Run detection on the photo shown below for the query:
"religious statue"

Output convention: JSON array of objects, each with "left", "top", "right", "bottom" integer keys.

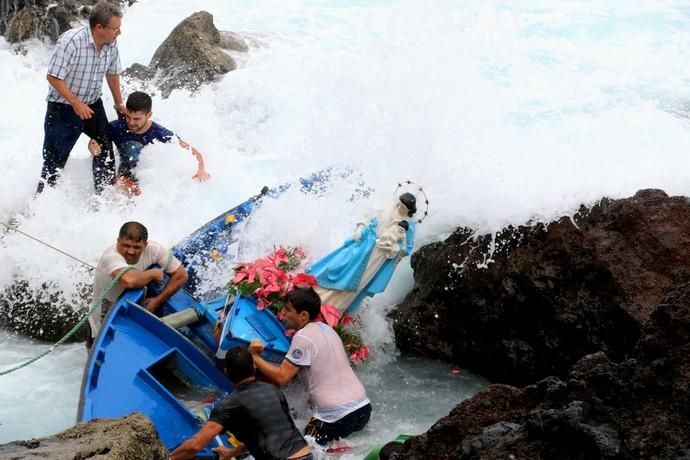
[{"left": 307, "top": 192, "right": 418, "bottom": 317}]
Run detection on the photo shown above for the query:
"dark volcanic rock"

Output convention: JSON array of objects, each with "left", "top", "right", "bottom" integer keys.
[
  {"left": 394, "top": 283, "right": 690, "bottom": 459},
  {"left": 1, "top": 0, "right": 96, "bottom": 44},
  {"left": 0, "top": 412, "right": 169, "bottom": 459},
  {"left": 0, "top": 278, "right": 91, "bottom": 342},
  {"left": 393, "top": 189, "right": 690, "bottom": 384}
]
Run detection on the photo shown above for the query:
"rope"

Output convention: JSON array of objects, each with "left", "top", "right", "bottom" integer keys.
[
  {"left": 0, "top": 266, "right": 135, "bottom": 377},
  {"left": 0, "top": 219, "right": 178, "bottom": 376},
  {"left": 0, "top": 221, "right": 96, "bottom": 270}
]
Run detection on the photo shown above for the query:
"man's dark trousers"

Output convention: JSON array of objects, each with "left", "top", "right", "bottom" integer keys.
[{"left": 38, "top": 98, "right": 114, "bottom": 194}]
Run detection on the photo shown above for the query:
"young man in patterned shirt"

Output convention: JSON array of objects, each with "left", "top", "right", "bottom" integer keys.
[{"left": 37, "top": 1, "right": 124, "bottom": 195}]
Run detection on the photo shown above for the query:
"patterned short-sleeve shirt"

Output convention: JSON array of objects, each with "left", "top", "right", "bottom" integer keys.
[{"left": 46, "top": 25, "right": 122, "bottom": 105}]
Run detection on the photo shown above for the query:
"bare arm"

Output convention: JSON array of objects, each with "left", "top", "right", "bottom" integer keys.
[
  {"left": 249, "top": 339, "right": 300, "bottom": 387},
  {"left": 212, "top": 443, "right": 247, "bottom": 460},
  {"left": 143, "top": 265, "right": 189, "bottom": 313},
  {"left": 170, "top": 421, "right": 223, "bottom": 460},
  {"left": 178, "top": 138, "right": 211, "bottom": 181},
  {"left": 105, "top": 73, "right": 125, "bottom": 114},
  {"left": 47, "top": 75, "right": 93, "bottom": 120},
  {"left": 114, "top": 268, "right": 164, "bottom": 290}
]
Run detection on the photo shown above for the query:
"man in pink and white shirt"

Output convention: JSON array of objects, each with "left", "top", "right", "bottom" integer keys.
[{"left": 249, "top": 286, "right": 372, "bottom": 445}]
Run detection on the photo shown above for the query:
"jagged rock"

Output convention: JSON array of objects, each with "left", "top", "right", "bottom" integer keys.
[
  {"left": 0, "top": 0, "right": 95, "bottom": 43},
  {"left": 393, "top": 189, "right": 690, "bottom": 385},
  {"left": 6, "top": 7, "right": 37, "bottom": 43},
  {"left": 145, "top": 11, "right": 237, "bottom": 98},
  {"left": 0, "top": 412, "right": 169, "bottom": 459},
  {"left": 219, "top": 30, "right": 249, "bottom": 52},
  {"left": 121, "top": 62, "right": 157, "bottom": 81},
  {"left": 394, "top": 283, "right": 690, "bottom": 458},
  {"left": 0, "top": 278, "right": 91, "bottom": 342}
]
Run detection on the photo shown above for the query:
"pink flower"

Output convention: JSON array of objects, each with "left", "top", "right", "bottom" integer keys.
[
  {"left": 349, "top": 345, "right": 370, "bottom": 365},
  {"left": 268, "top": 247, "right": 289, "bottom": 267},
  {"left": 232, "top": 266, "right": 255, "bottom": 284},
  {"left": 229, "top": 246, "right": 369, "bottom": 366},
  {"left": 292, "top": 273, "right": 318, "bottom": 288},
  {"left": 319, "top": 304, "right": 341, "bottom": 328},
  {"left": 339, "top": 313, "right": 354, "bottom": 326}
]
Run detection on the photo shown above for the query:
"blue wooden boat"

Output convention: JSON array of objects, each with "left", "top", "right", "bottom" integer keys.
[
  {"left": 174, "top": 168, "right": 346, "bottom": 291},
  {"left": 216, "top": 295, "right": 291, "bottom": 364},
  {"left": 78, "top": 172, "right": 342, "bottom": 453},
  {"left": 78, "top": 290, "right": 232, "bottom": 458},
  {"left": 78, "top": 290, "right": 290, "bottom": 453}
]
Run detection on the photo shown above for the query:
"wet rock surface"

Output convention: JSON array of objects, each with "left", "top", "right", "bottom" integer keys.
[
  {"left": 0, "top": 412, "right": 169, "bottom": 459},
  {"left": 1, "top": 0, "right": 100, "bottom": 44},
  {"left": 392, "top": 282, "right": 690, "bottom": 459},
  {"left": 0, "top": 278, "right": 90, "bottom": 342},
  {"left": 124, "top": 11, "right": 244, "bottom": 98},
  {"left": 389, "top": 189, "right": 690, "bottom": 458},
  {"left": 393, "top": 189, "right": 690, "bottom": 385}
]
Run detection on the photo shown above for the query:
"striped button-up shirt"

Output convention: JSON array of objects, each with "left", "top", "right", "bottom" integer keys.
[{"left": 46, "top": 25, "right": 122, "bottom": 105}]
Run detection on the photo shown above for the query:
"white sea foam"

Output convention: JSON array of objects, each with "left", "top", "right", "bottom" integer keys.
[{"left": 1, "top": 0, "right": 689, "bottom": 451}]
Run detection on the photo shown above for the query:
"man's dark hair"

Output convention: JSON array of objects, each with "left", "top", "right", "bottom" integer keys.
[
  {"left": 89, "top": 1, "right": 122, "bottom": 28},
  {"left": 286, "top": 286, "right": 321, "bottom": 321},
  {"left": 118, "top": 222, "right": 148, "bottom": 242},
  {"left": 224, "top": 347, "right": 255, "bottom": 383},
  {"left": 126, "top": 91, "right": 153, "bottom": 113}
]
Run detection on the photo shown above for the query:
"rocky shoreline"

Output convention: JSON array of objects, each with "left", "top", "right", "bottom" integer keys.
[
  {"left": 1, "top": 5, "right": 688, "bottom": 458},
  {"left": 390, "top": 189, "right": 690, "bottom": 458},
  {"left": 0, "top": 413, "right": 168, "bottom": 459},
  {"left": 3, "top": 190, "right": 687, "bottom": 459}
]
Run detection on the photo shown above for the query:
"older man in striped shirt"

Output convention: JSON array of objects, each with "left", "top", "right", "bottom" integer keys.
[{"left": 37, "top": 1, "right": 125, "bottom": 195}]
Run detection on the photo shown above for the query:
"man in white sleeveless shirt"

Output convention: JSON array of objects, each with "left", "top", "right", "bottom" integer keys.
[
  {"left": 249, "top": 286, "right": 372, "bottom": 445},
  {"left": 89, "top": 221, "right": 188, "bottom": 342}
]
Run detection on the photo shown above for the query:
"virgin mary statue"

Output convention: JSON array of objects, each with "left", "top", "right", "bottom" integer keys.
[{"left": 306, "top": 193, "right": 417, "bottom": 317}]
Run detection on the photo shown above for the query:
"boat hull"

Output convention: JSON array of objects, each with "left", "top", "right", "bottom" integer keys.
[{"left": 78, "top": 290, "right": 232, "bottom": 457}]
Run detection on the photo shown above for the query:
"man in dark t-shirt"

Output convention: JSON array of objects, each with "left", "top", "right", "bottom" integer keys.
[
  {"left": 170, "top": 347, "right": 312, "bottom": 460},
  {"left": 88, "top": 91, "right": 210, "bottom": 195},
  {"left": 107, "top": 116, "right": 176, "bottom": 181}
]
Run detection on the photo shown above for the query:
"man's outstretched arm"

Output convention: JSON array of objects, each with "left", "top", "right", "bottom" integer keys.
[
  {"left": 249, "top": 339, "right": 300, "bottom": 387},
  {"left": 105, "top": 73, "right": 124, "bottom": 114},
  {"left": 170, "top": 421, "right": 223, "bottom": 460},
  {"left": 178, "top": 139, "right": 211, "bottom": 181}
]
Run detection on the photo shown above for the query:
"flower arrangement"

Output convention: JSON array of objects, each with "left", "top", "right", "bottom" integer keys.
[{"left": 228, "top": 246, "right": 370, "bottom": 365}]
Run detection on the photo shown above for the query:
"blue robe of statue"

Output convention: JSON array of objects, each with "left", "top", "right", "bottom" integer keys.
[
  {"left": 307, "top": 217, "right": 416, "bottom": 315},
  {"left": 307, "top": 218, "right": 380, "bottom": 291}
]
